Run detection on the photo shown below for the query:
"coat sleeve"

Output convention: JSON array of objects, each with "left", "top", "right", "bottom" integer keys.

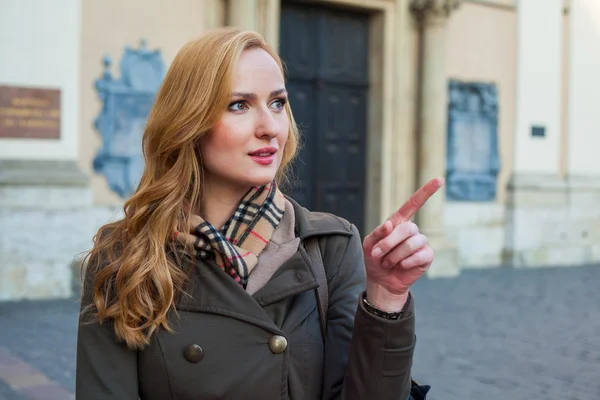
[
  {"left": 322, "top": 224, "right": 416, "bottom": 400},
  {"left": 75, "top": 264, "right": 139, "bottom": 400}
]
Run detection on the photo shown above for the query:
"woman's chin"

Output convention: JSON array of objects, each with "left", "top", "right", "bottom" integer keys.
[
  {"left": 242, "top": 166, "right": 280, "bottom": 187},
  {"left": 247, "top": 174, "right": 277, "bottom": 187}
]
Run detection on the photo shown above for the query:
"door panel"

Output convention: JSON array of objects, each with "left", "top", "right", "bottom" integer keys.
[
  {"left": 285, "top": 80, "right": 316, "bottom": 209},
  {"left": 280, "top": 1, "right": 369, "bottom": 234},
  {"left": 315, "top": 84, "right": 367, "bottom": 230},
  {"left": 279, "top": 5, "right": 318, "bottom": 80},
  {"left": 318, "top": 10, "right": 369, "bottom": 85}
]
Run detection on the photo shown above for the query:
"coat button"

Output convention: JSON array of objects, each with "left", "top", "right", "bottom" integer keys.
[
  {"left": 183, "top": 344, "right": 204, "bottom": 363},
  {"left": 268, "top": 335, "right": 288, "bottom": 354}
]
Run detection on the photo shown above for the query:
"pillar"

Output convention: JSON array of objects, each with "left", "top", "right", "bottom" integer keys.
[
  {"left": 227, "top": 0, "right": 280, "bottom": 48},
  {"left": 0, "top": 0, "right": 91, "bottom": 301},
  {"left": 205, "top": 0, "right": 226, "bottom": 29},
  {"left": 392, "top": 0, "right": 418, "bottom": 220},
  {"left": 260, "top": 0, "right": 280, "bottom": 50},
  {"left": 567, "top": 0, "right": 600, "bottom": 177},
  {"left": 411, "top": 0, "right": 461, "bottom": 277},
  {"left": 513, "top": 0, "right": 563, "bottom": 175},
  {"left": 564, "top": 0, "right": 600, "bottom": 262},
  {"left": 505, "top": 0, "right": 565, "bottom": 267},
  {"left": 228, "top": 0, "right": 259, "bottom": 31}
]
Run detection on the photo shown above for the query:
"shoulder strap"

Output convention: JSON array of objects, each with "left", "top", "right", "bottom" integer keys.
[
  {"left": 305, "top": 237, "right": 328, "bottom": 340},
  {"left": 306, "top": 239, "right": 429, "bottom": 398}
]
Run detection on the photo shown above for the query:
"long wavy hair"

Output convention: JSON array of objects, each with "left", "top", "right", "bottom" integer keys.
[{"left": 83, "top": 28, "right": 300, "bottom": 350}]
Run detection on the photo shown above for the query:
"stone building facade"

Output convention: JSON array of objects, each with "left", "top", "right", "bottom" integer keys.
[{"left": 1, "top": 0, "right": 599, "bottom": 301}]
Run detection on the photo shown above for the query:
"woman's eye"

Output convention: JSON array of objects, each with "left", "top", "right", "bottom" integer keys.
[
  {"left": 271, "top": 97, "right": 288, "bottom": 110},
  {"left": 228, "top": 101, "right": 248, "bottom": 112}
]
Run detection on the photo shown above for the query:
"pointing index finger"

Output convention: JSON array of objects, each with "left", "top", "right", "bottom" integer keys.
[{"left": 389, "top": 177, "right": 445, "bottom": 226}]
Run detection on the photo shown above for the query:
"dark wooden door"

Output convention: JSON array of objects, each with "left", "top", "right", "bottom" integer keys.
[{"left": 279, "top": 1, "right": 369, "bottom": 234}]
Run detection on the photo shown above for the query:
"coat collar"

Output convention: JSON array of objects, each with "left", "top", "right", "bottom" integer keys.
[
  {"left": 285, "top": 196, "right": 353, "bottom": 239},
  {"left": 173, "top": 196, "right": 353, "bottom": 334},
  {"left": 175, "top": 251, "right": 318, "bottom": 334}
]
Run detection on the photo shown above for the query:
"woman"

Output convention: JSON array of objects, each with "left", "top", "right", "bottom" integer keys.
[{"left": 76, "top": 27, "right": 442, "bottom": 399}]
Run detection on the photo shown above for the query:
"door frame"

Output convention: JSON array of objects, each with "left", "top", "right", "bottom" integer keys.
[{"left": 212, "top": 0, "right": 418, "bottom": 233}]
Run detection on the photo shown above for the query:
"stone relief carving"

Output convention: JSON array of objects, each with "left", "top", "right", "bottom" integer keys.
[
  {"left": 446, "top": 79, "right": 500, "bottom": 201},
  {"left": 93, "top": 40, "right": 165, "bottom": 198}
]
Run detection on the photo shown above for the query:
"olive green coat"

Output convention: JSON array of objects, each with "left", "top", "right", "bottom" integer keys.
[{"left": 76, "top": 198, "right": 416, "bottom": 399}]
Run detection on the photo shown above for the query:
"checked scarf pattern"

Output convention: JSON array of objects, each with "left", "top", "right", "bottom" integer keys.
[{"left": 192, "top": 182, "right": 285, "bottom": 289}]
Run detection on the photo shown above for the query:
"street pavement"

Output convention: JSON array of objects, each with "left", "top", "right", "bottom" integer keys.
[{"left": 1, "top": 264, "right": 599, "bottom": 399}]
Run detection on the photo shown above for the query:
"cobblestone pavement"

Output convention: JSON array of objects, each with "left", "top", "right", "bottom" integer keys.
[{"left": 0, "top": 265, "right": 599, "bottom": 400}]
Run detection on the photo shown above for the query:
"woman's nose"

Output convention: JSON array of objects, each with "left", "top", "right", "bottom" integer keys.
[{"left": 255, "top": 109, "right": 280, "bottom": 138}]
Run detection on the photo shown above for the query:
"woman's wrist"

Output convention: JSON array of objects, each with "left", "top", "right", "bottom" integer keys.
[{"left": 365, "top": 282, "right": 409, "bottom": 312}]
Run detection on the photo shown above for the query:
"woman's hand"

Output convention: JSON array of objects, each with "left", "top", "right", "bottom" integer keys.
[{"left": 362, "top": 177, "right": 444, "bottom": 312}]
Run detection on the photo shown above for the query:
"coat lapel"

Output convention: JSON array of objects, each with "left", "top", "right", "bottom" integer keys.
[
  {"left": 175, "top": 251, "right": 318, "bottom": 333},
  {"left": 173, "top": 196, "right": 353, "bottom": 333},
  {"left": 175, "top": 259, "right": 281, "bottom": 333},
  {"left": 251, "top": 247, "right": 318, "bottom": 307}
]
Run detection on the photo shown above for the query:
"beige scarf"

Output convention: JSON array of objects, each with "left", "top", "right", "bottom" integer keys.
[{"left": 190, "top": 182, "right": 285, "bottom": 289}]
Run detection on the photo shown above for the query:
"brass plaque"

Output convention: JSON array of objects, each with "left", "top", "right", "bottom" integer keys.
[{"left": 0, "top": 85, "right": 61, "bottom": 139}]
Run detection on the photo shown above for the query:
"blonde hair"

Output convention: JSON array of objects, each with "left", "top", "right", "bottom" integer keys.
[{"left": 83, "top": 27, "right": 299, "bottom": 349}]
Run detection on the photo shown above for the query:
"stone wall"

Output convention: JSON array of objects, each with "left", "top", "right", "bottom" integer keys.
[
  {"left": 0, "top": 160, "right": 122, "bottom": 301},
  {"left": 444, "top": 175, "right": 600, "bottom": 269},
  {"left": 445, "top": 202, "right": 506, "bottom": 268},
  {"left": 504, "top": 175, "right": 600, "bottom": 267}
]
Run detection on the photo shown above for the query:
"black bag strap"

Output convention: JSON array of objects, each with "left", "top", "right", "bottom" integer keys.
[
  {"left": 305, "top": 237, "right": 328, "bottom": 341},
  {"left": 304, "top": 236, "right": 430, "bottom": 400}
]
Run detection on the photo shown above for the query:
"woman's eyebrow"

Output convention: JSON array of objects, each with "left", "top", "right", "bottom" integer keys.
[{"left": 230, "top": 88, "right": 287, "bottom": 100}]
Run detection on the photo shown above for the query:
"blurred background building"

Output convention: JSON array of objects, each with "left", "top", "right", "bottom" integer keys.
[{"left": 1, "top": 0, "right": 599, "bottom": 302}]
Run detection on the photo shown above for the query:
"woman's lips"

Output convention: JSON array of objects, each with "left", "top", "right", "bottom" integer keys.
[
  {"left": 249, "top": 153, "right": 276, "bottom": 165},
  {"left": 248, "top": 147, "right": 277, "bottom": 165}
]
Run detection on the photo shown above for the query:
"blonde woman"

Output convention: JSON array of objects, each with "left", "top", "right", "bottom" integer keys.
[{"left": 76, "top": 27, "right": 442, "bottom": 400}]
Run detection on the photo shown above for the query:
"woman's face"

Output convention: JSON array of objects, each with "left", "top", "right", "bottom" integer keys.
[{"left": 202, "top": 48, "right": 290, "bottom": 192}]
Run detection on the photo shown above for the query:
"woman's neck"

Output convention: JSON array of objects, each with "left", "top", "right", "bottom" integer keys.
[{"left": 199, "top": 179, "right": 250, "bottom": 229}]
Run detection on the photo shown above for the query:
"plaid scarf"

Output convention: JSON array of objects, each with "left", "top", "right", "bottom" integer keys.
[{"left": 192, "top": 182, "right": 285, "bottom": 289}]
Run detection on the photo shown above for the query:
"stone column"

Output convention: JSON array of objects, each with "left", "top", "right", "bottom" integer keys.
[
  {"left": 0, "top": 0, "right": 93, "bottom": 301},
  {"left": 205, "top": 0, "right": 226, "bottom": 29},
  {"left": 505, "top": 0, "right": 565, "bottom": 267},
  {"left": 567, "top": 0, "right": 600, "bottom": 178},
  {"left": 514, "top": 0, "right": 563, "bottom": 175},
  {"left": 410, "top": 0, "right": 461, "bottom": 277},
  {"left": 564, "top": 0, "right": 600, "bottom": 263},
  {"left": 228, "top": 0, "right": 259, "bottom": 31},
  {"left": 260, "top": 0, "right": 281, "bottom": 50}
]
